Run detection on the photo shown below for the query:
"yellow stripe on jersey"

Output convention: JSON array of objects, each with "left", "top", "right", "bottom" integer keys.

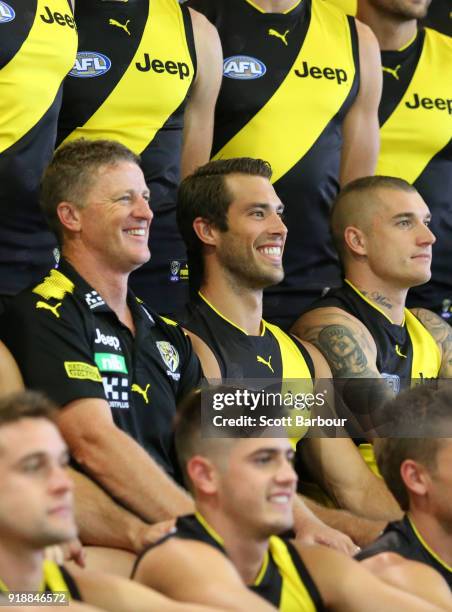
[
  {"left": 323, "top": 0, "right": 357, "bottom": 16},
  {"left": 0, "top": 0, "right": 77, "bottom": 153},
  {"left": 61, "top": 0, "right": 194, "bottom": 154},
  {"left": 405, "top": 309, "right": 441, "bottom": 379},
  {"left": 377, "top": 29, "right": 452, "bottom": 183},
  {"left": 269, "top": 537, "right": 317, "bottom": 612},
  {"left": 264, "top": 322, "right": 312, "bottom": 380},
  {"left": 213, "top": 1, "right": 356, "bottom": 183}
]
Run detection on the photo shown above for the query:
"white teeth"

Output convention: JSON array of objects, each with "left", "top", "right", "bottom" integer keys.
[
  {"left": 270, "top": 495, "right": 290, "bottom": 504},
  {"left": 260, "top": 247, "right": 281, "bottom": 256},
  {"left": 127, "top": 229, "right": 146, "bottom": 236}
]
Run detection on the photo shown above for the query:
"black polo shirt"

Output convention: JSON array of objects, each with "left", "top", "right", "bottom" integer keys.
[{"left": 1, "top": 259, "right": 201, "bottom": 478}]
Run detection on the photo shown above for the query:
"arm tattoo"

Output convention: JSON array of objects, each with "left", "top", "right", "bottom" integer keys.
[
  {"left": 412, "top": 309, "right": 452, "bottom": 378},
  {"left": 317, "top": 324, "right": 373, "bottom": 377}
]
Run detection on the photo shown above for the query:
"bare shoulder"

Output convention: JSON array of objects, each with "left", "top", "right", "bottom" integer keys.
[
  {"left": 188, "top": 6, "right": 219, "bottom": 40},
  {"left": 183, "top": 329, "right": 221, "bottom": 379},
  {"left": 410, "top": 307, "right": 451, "bottom": 341},
  {"left": 354, "top": 17, "right": 380, "bottom": 49}
]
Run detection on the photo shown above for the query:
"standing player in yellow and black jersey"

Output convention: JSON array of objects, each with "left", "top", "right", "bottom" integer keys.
[
  {"left": 57, "top": 0, "right": 222, "bottom": 315},
  {"left": 356, "top": 0, "right": 452, "bottom": 321},
  {"left": 185, "top": 0, "right": 382, "bottom": 329},
  {"left": 0, "top": 0, "right": 77, "bottom": 309}
]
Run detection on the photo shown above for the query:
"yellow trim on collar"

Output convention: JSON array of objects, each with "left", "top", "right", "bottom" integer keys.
[
  {"left": 407, "top": 515, "right": 452, "bottom": 573},
  {"left": 344, "top": 279, "right": 406, "bottom": 326},
  {"left": 198, "top": 292, "right": 265, "bottom": 337},
  {"left": 398, "top": 32, "right": 417, "bottom": 52},
  {"left": 195, "top": 512, "right": 269, "bottom": 586},
  {"left": 244, "top": 0, "right": 302, "bottom": 14}
]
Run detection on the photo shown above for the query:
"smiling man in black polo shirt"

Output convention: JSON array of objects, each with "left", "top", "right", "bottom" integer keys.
[{"left": 0, "top": 139, "right": 201, "bottom": 560}]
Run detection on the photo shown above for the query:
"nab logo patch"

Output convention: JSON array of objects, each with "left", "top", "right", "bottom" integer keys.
[
  {"left": 70, "top": 52, "right": 111, "bottom": 78},
  {"left": 0, "top": 1, "right": 15, "bottom": 23},
  {"left": 223, "top": 55, "right": 266, "bottom": 80}
]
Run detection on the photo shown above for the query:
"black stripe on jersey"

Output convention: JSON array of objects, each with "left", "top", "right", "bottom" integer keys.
[
  {"left": 0, "top": 0, "right": 37, "bottom": 69},
  {"left": 251, "top": 558, "right": 283, "bottom": 608},
  {"left": 211, "top": 0, "right": 311, "bottom": 153},
  {"left": 57, "top": 1, "right": 149, "bottom": 143},
  {"left": 286, "top": 540, "right": 325, "bottom": 612},
  {"left": 379, "top": 32, "right": 424, "bottom": 126},
  {"left": 58, "top": 567, "right": 82, "bottom": 601},
  {"left": 289, "top": 335, "right": 315, "bottom": 379},
  {"left": 181, "top": 3, "right": 197, "bottom": 80}
]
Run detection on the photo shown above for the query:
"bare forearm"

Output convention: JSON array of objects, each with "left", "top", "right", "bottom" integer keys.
[
  {"left": 70, "top": 468, "right": 147, "bottom": 552},
  {"left": 72, "top": 429, "right": 194, "bottom": 522},
  {"left": 301, "top": 495, "right": 385, "bottom": 547}
]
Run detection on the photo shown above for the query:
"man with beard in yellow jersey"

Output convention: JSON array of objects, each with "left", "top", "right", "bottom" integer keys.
[
  {"left": 175, "top": 159, "right": 403, "bottom": 549},
  {"left": 57, "top": 0, "right": 222, "bottom": 315},
  {"left": 185, "top": 0, "right": 381, "bottom": 329},
  {"left": 0, "top": 0, "right": 77, "bottom": 310},
  {"left": 355, "top": 0, "right": 452, "bottom": 320}
]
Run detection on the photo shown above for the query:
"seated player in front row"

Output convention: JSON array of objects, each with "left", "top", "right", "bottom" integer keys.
[
  {"left": 357, "top": 383, "right": 452, "bottom": 591},
  {"left": 133, "top": 385, "right": 452, "bottom": 611}
]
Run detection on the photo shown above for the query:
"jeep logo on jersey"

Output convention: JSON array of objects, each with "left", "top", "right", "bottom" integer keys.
[
  {"left": 69, "top": 52, "right": 111, "bottom": 78},
  {"left": 135, "top": 54, "right": 190, "bottom": 79},
  {"left": 94, "top": 328, "right": 121, "bottom": 351},
  {"left": 0, "top": 1, "right": 15, "bottom": 23},
  {"left": 405, "top": 93, "right": 452, "bottom": 115},
  {"left": 223, "top": 56, "right": 266, "bottom": 80},
  {"left": 40, "top": 6, "right": 76, "bottom": 28},
  {"left": 295, "top": 61, "right": 347, "bottom": 85}
]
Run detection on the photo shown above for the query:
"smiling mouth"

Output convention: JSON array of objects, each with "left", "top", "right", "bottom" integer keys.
[
  {"left": 257, "top": 246, "right": 283, "bottom": 261},
  {"left": 268, "top": 493, "right": 292, "bottom": 505},
  {"left": 125, "top": 229, "right": 147, "bottom": 237}
]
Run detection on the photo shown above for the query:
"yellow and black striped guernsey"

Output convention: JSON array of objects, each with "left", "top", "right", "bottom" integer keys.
[
  {"left": 57, "top": 0, "right": 196, "bottom": 313},
  {"left": 377, "top": 29, "right": 452, "bottom": 315},
  {"left": 186, "top": 0, "right": 359, "bottom": 327},
  {"left": 143, "top": 513, "right": 324, "bottom": 611},
  {"left": 0, "top": 560, "right": 81, "bottom": 600},
  {"left": 0, "top": 0, "right": 77, "bottom": 296}
]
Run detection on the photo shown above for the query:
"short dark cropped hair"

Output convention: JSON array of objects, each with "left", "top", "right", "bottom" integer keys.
[
  {"left": 330, "top": 175, "right": 416, "bottom": 263},
  {"left": 374, "top": 383, "right": 452, "bottom": 511},
  {"left": 177, "top": 158, "right": 272, "bottom": 283},
  {"left": 40, "top": 139, "right": 141, "bottom": 243}
]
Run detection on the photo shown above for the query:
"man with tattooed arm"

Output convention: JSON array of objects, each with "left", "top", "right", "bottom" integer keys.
[{"left": 292, "top": 176, "right": 452, "bottom": 467}]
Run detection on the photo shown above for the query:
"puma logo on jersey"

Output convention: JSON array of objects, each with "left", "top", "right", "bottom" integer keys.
[
  {"left": 405, "top": 93, "right": 452, "bottom": 115},
  {"left": 132, "top": 383, "right": 150, "bottom": 404},
  {"left": 36, "top": 301, "right": 62, "bottom": 318},
  {"left": 268, "top": 28, "right": 289, "bottom": 46},
  {"left": 395, "top": 345, "right": 407, "bottom": 359},
  {"left": 257, "top": 355, "right": 274, "bottom": 373},
  {"left": 40, "top": 5, "right": 76, "bottom": 28},
  {"left": 382, "top": 64, "right": 401, "bottom": 80},
  {"left": 109, "top": 18, "right": 131, "bottom": 35},
  {"left": 295, "top": 61, "right": 348, "bottom": 85}
]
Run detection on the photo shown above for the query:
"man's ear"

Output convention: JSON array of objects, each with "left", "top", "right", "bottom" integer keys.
[
  {"left": 400, "top": 459, "right": 430, "bottom": 498},
  {"left": 57, "top": 202, "right": 82, "bottom": 233},
  {"left": 193, "top": 217, "right": 220, "bottom": 247},
  {"left": 187, "top": 455, "right": 218, "bottom": 495},
  {"left": 344, "top": 226, "right": 367, "bottom": 256}
]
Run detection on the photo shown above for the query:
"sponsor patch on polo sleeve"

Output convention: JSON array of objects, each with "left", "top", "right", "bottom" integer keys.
[{"left": 64, "top": 361, "right": 103, "bottom": 382}]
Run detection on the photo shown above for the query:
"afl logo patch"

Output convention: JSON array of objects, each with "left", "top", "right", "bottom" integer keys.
[
  {"left": 223, "top": 55, "right": 266, "bottom": 80},
  {"left": 69, "top": 51, "right": 111, "bottom": 78},
  {"left": 0, "top": 1, "right": 15, "bottom": 23}
]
